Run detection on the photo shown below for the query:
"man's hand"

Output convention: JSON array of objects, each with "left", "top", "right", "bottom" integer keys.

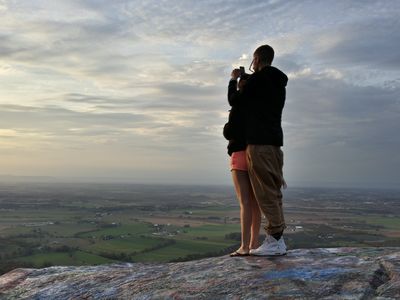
[{"left": 231, "top": 69, "right": 241, "bottom": 80}]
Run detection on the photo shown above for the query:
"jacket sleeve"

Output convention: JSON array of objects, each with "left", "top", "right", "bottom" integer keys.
[
  {"left": 223, "top": 106, "right": 242, "bottom": 141},
  {"left": 228, "top": 74, "right": 260, "bottom": 106},
  {"left": 227, "top": 79, "right": 241, "bottom": 106},
  {"left": 223, "top": 120, "right": 233, "bottom": 140}
]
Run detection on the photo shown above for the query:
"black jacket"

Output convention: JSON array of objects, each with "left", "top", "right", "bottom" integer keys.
[
  {"left": 229, "top": 66, "right": 288, "bottom": 146},
  {"left": 223, "top": 79, "right": 247, "bottom": 156}
]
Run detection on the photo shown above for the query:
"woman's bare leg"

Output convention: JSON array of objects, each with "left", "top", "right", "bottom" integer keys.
[
  {"left": 231, "top": 170, "right": 253, "bottom": 254},
  {"left": 250, "top": 189, "right": 261, "bottom": 249}
]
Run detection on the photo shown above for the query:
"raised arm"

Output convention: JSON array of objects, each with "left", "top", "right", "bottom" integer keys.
[
  {"left": 227, "top": 79, "right": 240, "bottom": 106},
  {"left": 227, "top": 68, "right": 243, "bottom": 106}
]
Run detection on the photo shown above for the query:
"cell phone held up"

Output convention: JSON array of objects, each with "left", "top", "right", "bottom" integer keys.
[{"left": 239, "top": 66, "right": 249, "bottom": 80}]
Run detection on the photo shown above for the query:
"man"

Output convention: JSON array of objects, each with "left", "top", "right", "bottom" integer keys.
[{"left": 230, "top": 45, "right": 288, "bottom": 256}]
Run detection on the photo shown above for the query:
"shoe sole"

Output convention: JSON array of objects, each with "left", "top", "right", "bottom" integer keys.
[{"left": 250, "top": 252, "right": 287, "bottom": 256}]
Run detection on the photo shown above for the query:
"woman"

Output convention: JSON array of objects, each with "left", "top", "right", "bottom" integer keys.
[{"left": 223, "top": 69, "right": 261, "bottom": 256}]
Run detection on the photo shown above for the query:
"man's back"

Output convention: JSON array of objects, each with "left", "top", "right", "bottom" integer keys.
[{"left": 244, "top": 66, "right": 288, "bottom": 146}]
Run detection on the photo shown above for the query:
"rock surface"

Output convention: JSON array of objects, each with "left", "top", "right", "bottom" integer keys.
[{"left": 1, "top": 247, "right": 400, "bottom": 299}]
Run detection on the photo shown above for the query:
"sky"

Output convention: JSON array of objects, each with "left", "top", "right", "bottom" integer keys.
[{"left": 0, "top": 0, "right": 399, "bottom": 188}]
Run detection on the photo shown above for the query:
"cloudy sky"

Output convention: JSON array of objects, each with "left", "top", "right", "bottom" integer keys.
[{"left": 1, "top": 0, "right": 399, "bottom": 188}]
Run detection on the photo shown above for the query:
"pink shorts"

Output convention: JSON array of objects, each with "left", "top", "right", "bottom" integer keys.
[{"left": 230, "top": 150, "right": 248, "bottom": 171}]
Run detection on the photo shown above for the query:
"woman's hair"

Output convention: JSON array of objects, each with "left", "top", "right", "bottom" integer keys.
[{"left": 254, "top": 44, "right": 274, "bottom": 65}]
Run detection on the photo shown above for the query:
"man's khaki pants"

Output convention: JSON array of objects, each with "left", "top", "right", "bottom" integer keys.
[{"left": 246, "top": 145, "right": 286, "bottom": 235}]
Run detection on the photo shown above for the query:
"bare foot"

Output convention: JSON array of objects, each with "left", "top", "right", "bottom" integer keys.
[
  {"left": 231, "top": 247, "right": 249, "bottom": 255},
  {"left": 230, "top": 248, "right": 250, "bottom": 257}
]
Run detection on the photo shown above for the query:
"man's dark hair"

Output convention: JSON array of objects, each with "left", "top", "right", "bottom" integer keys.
[{"left": 254, "top": 44, "right": 274, "bottom": 65}]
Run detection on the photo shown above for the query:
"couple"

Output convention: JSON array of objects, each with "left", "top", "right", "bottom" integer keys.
[{"left": 223, "top": 45, "right": 288, "bottom": 257}]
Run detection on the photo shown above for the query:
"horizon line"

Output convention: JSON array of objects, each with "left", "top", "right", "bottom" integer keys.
[{"left": 0, "top": 175, "right": 398, "bottom": 191}]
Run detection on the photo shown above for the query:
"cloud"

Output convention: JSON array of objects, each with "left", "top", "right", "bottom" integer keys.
[
  {"left": 283, "top": 69, "right": 400, "bottom": 187},
  {"left": 286, "top": 69, "right": 400, "bottom": 143},
  {"left": 0, "top": 0, "right": 399, "bottom": 186},
  {"left": 0, "top": 104, "right": 152, "bottom": 138},
  {"left": 313, "top": 17, "right": 400, "bottom": 70}
]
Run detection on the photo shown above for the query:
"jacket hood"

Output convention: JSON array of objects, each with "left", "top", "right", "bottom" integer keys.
[{"left": 263, "top": 66, "right": 288, "bottom": 87}]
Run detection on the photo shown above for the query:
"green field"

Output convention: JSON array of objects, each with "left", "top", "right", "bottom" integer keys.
[
  {"left": 1, "top": 213, "right": 241, "bottom": 273},
  {"left": 1, "top": 183, "right": 400, "bottom": 275},
  {"left": 353, "top": 216, "right": 400, "bottom": 230},
  {"left": 77, "top": 223, "right": 154, "bottom": 238},
  {"left": 180, "top": 224, "right": 240, "bottom": 239},
  {"left": 83, "top": 236, "right": 164, "bottom": 253},
  {"left": 18, "top": 250, "right": 117, "bottom": 267},
  {"left": 133, "top": 239, "right": 233, "bottom": 262}
]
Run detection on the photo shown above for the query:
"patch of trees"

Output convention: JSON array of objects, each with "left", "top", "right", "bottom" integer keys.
[
  {"left": 74, "top": 229, "right": 99, "bottom": 238},
  {"left": 11, "top": 230, "right": 50, "bottom": 239},
  {"left": 99, "top": 251, "right": 133, "bottom": 262},
  {"left": 0, "top": 260, "right": 35, "bottom": 276},
  {"left": 41, "top": 245, "right": 77, "bottom": 253},
  {"left": 1, "top": 239, "right": 40, "bottom": 258},
  {"left": 140, "top": 239, "right": 176, "bottom": 253}
]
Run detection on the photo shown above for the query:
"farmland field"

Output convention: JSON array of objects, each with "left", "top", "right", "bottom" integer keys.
[{"left": 1, "top": 182, "right": 399, "bottom": 275}]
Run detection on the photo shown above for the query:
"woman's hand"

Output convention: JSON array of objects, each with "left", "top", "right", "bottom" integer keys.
[{"left": 231, "top": 69, "right": 241, "bottom": 80}]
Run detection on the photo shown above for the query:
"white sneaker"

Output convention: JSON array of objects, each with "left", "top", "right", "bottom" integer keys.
[{"left": 249, "top": 235, "right": 287, "bottom": 256}]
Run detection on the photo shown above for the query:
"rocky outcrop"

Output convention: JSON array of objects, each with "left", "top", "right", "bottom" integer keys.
[{"left": 1, "top": 247, "right": 399, "bottom": 299}]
